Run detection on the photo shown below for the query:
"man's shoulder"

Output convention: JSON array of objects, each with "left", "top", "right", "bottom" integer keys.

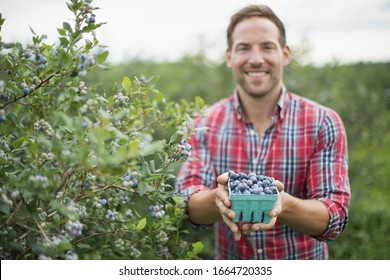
[
  {"left": 287, "top": 92, "right": 344, "bottom": 123},
  {"left": 207, "top": 95, "right": 234, "bottom": 112},
  {"left": 196, "top": 96, "right": 234, "bottom": 124},
  {"left": 288, "top": 92, "right": 335, "bottom": 113}
]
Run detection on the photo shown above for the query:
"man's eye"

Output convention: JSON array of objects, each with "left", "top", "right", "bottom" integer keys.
[
  {"left": 237, "top": 46, "right": 249, "bottom": 51},
  {"left": 263, "top": 44, "right": 275, "bottom": 51}
]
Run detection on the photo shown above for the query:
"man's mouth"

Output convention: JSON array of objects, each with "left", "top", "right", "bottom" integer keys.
[{"left": 246, "top": 71, "right": 268, "bottom": 77}]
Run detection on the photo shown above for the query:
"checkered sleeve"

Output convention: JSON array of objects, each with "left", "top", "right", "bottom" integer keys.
[
  {"left": 175, "top": 115, "right": 217, "bottom": 197},
  {"left": 307, "top": 109, "right": 351, "bottom": 241}
]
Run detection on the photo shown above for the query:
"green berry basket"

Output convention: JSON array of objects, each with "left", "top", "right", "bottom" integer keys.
[{"left": 228, "top": 182, "right": 278, "bottom": 224}]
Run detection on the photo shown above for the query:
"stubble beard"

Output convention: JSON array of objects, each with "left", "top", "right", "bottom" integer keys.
[{"left": 236, "top": 73, "right": 281, "bottom": 100}]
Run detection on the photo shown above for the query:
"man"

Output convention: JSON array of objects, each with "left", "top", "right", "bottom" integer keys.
[{"left": 175, "top": 5, "right": 350, "bottom": 259}]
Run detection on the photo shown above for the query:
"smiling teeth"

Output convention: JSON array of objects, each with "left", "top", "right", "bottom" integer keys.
[{"left": 247, "top": 72, "right": 266, "bottom": 76}]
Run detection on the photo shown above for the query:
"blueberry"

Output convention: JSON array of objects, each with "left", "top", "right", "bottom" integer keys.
[
  {"left": 40, "top": 56, "right": 47, "bottom": 64},
  {"left": 261, "top": 179, "right": 271, "bottom": 187},
  {"left": 229, "top": 170, "right": 240, "bottom": 180},
  {"left": 124, "top": 175, "right": 132, "bottom": 182},
  {"left": 80, "top": 54, "right": 87, "bottom": 62},
  {"left": 23, "top": 87, "right": 30, "bottom": 95},
  {"left": 238, "top": 182, "right": 248, "bottom": 192},
  {"left": 249, "top": 176, "right": 258, "bottom": 183},
  {"left": 24, "top": 51, "right": 31, "bottom": 58}
]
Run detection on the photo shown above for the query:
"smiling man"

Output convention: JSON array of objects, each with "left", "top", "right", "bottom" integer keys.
[{"left": 175, "top": 5, "right": 351, "bottom": 260}]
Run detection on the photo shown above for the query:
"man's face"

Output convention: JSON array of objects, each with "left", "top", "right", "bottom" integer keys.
[{"left": 226, "top": 17, "right": 290, "bottom": 99}]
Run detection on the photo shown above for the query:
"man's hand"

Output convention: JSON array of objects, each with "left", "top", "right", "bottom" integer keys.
[
  {"left": 215, "top": 173, "right": 285, "bottom": 241},
  {"left": 240, "top": 180, "right": 284, "bottom": 234}
]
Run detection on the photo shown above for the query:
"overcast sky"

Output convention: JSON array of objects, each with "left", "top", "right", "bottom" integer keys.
[{"left": 1, "top": 0, "right": 390, "bottom": 65}]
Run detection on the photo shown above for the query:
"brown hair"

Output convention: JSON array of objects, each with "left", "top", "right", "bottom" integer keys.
[{"left": 227, "top": 5, "right": 286, "bottom": 50}]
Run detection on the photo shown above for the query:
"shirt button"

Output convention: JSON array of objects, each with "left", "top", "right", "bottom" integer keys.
[{"left": 257, "top": 248, "right": 263, "bottom": 254}]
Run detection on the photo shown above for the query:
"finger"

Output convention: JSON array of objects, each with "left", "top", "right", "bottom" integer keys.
[
  {"left": 217, "top": 200, "right": 235, "bottom": 220},
  {"left": 269, "top": 190, "right": 283, "bottom": 218},
  {"left": 216, "top": 191, "right": 231, "bottom": 208},
  {"left": 250, "top": 217, "right": 277, "bottom": 231},
  {"left": 240, "top": 223, "right": 251, "bottom": 235},
  {"left": 274, "top": 180, "right": 284, "bottom": 192},
  {"left": 222, "top": 215, "right": 242, "bottom": 241}
]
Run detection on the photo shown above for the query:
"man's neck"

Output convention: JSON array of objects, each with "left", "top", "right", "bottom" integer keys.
[{"left": 238, "top": 87, "right": 282, "bottom": 123}]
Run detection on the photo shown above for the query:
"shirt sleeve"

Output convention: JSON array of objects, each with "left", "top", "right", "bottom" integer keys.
[
  {"left": 175, "top": 115, "right": 217, "bottom": 194},
  {"left": 175, "top": 116, "right": 218, "bottom": 229},
  {"left": 307, "top": 109, "right": 351, "bottom": 241}
]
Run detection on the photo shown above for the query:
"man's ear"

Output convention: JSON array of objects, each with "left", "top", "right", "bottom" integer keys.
[
  {"left": 283, "top": 44, "right": 291, "bottom": 66},
  {"left": 225, "top": 48, "right": 232, "bottom": 68}
]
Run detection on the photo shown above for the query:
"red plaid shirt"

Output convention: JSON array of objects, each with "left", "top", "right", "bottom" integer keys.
[{"left": 175, "top": 88, "right": 350, "bottom": 259}]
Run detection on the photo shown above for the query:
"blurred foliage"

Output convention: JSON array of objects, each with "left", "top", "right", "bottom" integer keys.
[
  {"left": 86, "top": 55, "right": 390, "bottom": 260},
  {"left": 0, "top": 0, "right": 205, "bottom": 260}
]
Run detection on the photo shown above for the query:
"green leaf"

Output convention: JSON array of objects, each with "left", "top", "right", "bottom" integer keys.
[
  {"left": 141, "top": 160, "right": 152, "bottom": 177},
  {"left": 63, "top": 22, "right": 72, "bottom": 33},
  {"left": 129, "top": 140, "right": 140, "bottom": 157},
  {"left": 0, "top": 14, "right": 5, "bottom": 31},
  {"left": 195, "top": 96, "right": 205, "bottom": 108},
  {"left": 107, "top": 96, "right": 115, "bottom": 107},
  {"left": 59, "top": 37, "right": 69, "bottom": 48},
  {"left": 13, "top": 136, "right": 30, "bottom": 149},
  {"left": 149, "top": 160, "right": 156, "bottom": 173},
  {"left": 57, "top": 28, "right": 66, "bottom": 36},
  {"left": 122, "top": 76, "right": 132, "bottom": 91},
  {"left": 58, "top": 238, "right": 73, "bottom": 251},
  {"left": 169, "top": 132, "right": 178, "bottom": 143},
  {"left": 139, "top": 141, "right": 164, "bottom": 156},
  {"left": 191, "top": 241, "right": 204, "bottom": 255},
  {"left": 145, "top": 75, "right": 160, "bottom": 88},
  {"left": 0, "top": 201, "right": 11, "bottom": 216},
  {"left": 137, "top": 182, "right": 154, "bottom": 195},
  {"left": 77, "top": 243, "right": 92, "bottom": 249},
  {"left": 136, "top": 218, "right": 147, "bottom": 231},
  {"left": 29, "top": 25, "right": 37, "bottom": 35},
  {"left": 66, "top": 1, "right": 83, "bottom": 13},
  {"left": 96, "top": 50, "right": 109, "bottom": 64},
  {"left": 28, "top": 142, "right": 38, "bottom": 157},
  {"left": 154, "top": 92, "right": 164, "bottom": 103},
  {"left": 58, "top": 49, "right": 72, "bottom": 66}
]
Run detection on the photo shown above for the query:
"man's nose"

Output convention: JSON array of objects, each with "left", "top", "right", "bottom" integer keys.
[{"left": 248, "top": 49, "right": 265, "bottom": 64}]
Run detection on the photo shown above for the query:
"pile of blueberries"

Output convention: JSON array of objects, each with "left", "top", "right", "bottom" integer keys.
[{"left": 228, "top": 170, "right": 278, "bottom": 195}]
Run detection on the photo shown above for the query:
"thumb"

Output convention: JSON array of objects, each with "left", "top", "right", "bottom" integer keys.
[
  {"left": 217, "top": 172, "right": 229, "bottom": 185},
  {"left": 274, "top": 180, "right": 285, "bottom": 192}
]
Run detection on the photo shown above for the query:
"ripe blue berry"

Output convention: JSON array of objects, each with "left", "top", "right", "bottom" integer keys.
[
  {"left": 228, "top": 171, "right": 278, "bottom": 196},
  {"left": 23, "top": 87, "right": 30, "bottom": 95},
  {"left": 24, "top": 51, "right": 31, "bottom": 58}
]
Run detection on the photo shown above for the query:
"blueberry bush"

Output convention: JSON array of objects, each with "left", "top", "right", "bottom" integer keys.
[{"left": 0, "top": 0, "right": 205, "bottom": 260}]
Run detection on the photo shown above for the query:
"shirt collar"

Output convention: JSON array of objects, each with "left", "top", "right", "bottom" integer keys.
[{"left": 233, "top": 86, "right": 288, "bottom": 122}]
